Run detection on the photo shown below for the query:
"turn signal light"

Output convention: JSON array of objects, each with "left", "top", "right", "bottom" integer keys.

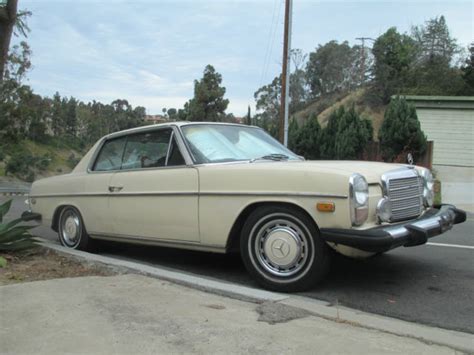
[{"left": 317, "top": 202, "right": 335, "bottom": 212}]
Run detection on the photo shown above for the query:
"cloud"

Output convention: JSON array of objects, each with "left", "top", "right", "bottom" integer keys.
[{"left": 19, "top": 0, "right": 472, "bottom": 119}]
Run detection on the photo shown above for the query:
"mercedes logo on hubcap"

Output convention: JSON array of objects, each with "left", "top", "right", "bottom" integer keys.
[{"left": 271, "top": 238, "right": 290, "bottom": 258}]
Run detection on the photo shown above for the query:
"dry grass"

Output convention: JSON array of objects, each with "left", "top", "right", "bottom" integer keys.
[
  {"left": 294, "top": 88, "right": 387, "bottom": 141},
  {"left": 0, "top": 247, "right": 116, "bottom": 286}
]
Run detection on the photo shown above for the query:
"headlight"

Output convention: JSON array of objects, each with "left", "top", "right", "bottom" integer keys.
[
  {"left": 349, "top": 174, "right": 369, "bottom": 226},
  {"left": 420, "top": 169, "right": 434, "bottom": 207}
]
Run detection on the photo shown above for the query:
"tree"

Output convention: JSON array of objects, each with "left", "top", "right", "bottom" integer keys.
[
  {"left": 0, "top": 40, "right": 33, "bottom": 142},
  {"left": 409, "top": 16, "right": 463, "bottom": 95},
  {"left": 246, "top": 105, "right": 252, "bottom": 125},
  {"left": 320, "top": 106, "right": 372, "bottom": 160},
  {"left": 64, "top": 97, "right": 78, "bottom": 137},
  {"left": 460, "top": 43, "right": 474, "bottom": 95},
  {"left": 254, "top": 70, "right": 308, "bottom": 137},
  {"left": 0, "top": 0, "right": 30, "bottom": 81},
  {"left": 371, "top": 27, "right": 418, "bottom": 103},
  {"left": 306, "top": 41, "right": 360, "bottom": 97},
  {"left": 167, "top": 108, "right": 178, "bottom": 120},
  {"left": 333, "top": 106, "right": 372, "bottom": 160},
  {"left": 411, "top": 16, "right": 458, "bottom": 65},
  {"left": 254, "top": 76, "right": 281, "bottom": 137},
  {"left": 185, "top": 65, "right": 229, "bottom": 122},
  {"left": 379, "top": 96, "right": 427, "bottom": 162},
  {"left": 291, "top": 114, "right": 322, "bottom": 160},
  {"left": 289, "top": 49, "right": 309, "bottom": 111},
  {"left": 50, "top": 92, "right": 63, "bottom": 136},
  {"left": 287, "top": 118, "right": 299, "bottom": 152},
  {"left": 0, "top": 0, "right": 18, "bottom": 81}
]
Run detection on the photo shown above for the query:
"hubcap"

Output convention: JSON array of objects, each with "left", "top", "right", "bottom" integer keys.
[
  {"left": 263, "top": 228, "right": 301, "bottom": 268},
  {"left": 253, "top": 217, "right": 309, "bottom": 277},
  {"left": 61, "top": 211, "right": 81, "bottom": 247}
]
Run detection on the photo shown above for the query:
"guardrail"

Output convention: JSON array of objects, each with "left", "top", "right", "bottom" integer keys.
[{"left": 0, "top": 186, "right": 31, "bottom": 196}]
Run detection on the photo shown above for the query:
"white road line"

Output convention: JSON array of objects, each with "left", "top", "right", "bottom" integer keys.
[{"left": 426, "top": 242, "right": 474, "bottom": 250}]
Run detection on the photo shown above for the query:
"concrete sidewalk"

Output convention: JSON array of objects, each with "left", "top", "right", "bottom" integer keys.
[{"left": 0, "top": 274, "right": 467, "bottom": 354}]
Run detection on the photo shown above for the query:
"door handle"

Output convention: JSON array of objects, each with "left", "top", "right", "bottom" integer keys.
[{"left": 108, "top": 186, "right": 123, "bottom": 193}]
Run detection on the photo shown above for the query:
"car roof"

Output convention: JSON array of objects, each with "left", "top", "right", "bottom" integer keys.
[{"left": 104, "top": 121, "right": 259, "bottom": 140}]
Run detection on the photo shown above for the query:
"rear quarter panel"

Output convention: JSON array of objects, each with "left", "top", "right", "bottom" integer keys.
[{"left": 30, "top": 173, "right": 87, "bottom": 229}]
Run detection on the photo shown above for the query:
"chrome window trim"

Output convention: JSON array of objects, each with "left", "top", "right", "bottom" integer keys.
[
  {"left": 172, "top": 125, "right": 194, "bottom": 165},
  {"left": 87, "top": 125, "right": 194, "bottom": 174},
  {"left": 177, "top": 123, "right": 302, "bottom": 165},
  {"left": 164, "top": 131, "right": 174, "bottom": 166},
  {"left": 88, "top": 135, "right": 127, "bottom": 173}
]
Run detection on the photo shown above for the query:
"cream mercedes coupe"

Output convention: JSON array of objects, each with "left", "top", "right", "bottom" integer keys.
[{"left": 26, "top": 122, "right": 466, "bottom": 292}]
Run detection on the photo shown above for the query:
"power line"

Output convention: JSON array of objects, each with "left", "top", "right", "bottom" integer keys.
[
  {"left": 259, "top": 0, "right": 283, "bottom": 88},
  {"left": 258, "top": 0, "right": 278, "bottom": 88}
]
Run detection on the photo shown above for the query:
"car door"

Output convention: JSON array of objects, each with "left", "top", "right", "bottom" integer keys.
[
  {"left": 108, "top": 127, "right": 200, "bottom": 242},
  {"left": 83, "top": 136, "right": 127, "bottom": 235}
]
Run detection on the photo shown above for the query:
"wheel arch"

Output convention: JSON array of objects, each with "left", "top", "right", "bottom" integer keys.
[{"left": 226, "top": 201, "right": 320, "bottom": 253}]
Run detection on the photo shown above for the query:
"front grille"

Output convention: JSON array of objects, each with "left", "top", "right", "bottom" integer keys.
[{"left": 385, "top": 171, "right": 423, "bottom": 222}]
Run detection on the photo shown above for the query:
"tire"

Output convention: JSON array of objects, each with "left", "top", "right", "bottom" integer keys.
[
  {"left": 240, "top": 205, "right": 330, "bottom": 292},
  {"left": 58, "top": 206, "right": 93, "bottom": 251}
]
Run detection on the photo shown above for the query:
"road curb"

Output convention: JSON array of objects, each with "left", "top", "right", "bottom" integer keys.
[
  {"left": 39, "top": 240, "right": 288, "bottom": 303},
  {"left": 39, "top": 239, "right": 474, "bottom": 353}
]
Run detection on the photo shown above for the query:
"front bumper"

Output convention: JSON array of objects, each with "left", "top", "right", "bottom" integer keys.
[
  {"left": 21, "top": 211, "right": 42, "bottom": 222},
  {"left": 320, "top": 204, "right": 466, "bottom": 253}
]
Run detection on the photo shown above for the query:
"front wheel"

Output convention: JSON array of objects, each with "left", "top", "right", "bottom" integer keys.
[{"left": 240, "top": 205, "right": 330, "bottom": 292}]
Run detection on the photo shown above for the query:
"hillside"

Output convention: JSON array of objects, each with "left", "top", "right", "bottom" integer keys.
[
  {"left": 294, "top": 88, "right": 386, "bottom": 141},
  {"left": 0, "top": 140, "right": 83, "bottom": 183}
]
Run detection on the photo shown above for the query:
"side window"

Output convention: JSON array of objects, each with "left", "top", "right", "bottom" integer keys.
[
  {"left": 121, "top": 129, "right": 186, "bottom": 169},
  {"left": 93, "top": 137, "right": 127, "bottom": 171},
  {"left": 92, "top": 129, "right": 186, "bottom": 172}
]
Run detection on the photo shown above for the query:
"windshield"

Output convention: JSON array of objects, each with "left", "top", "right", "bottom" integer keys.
[{"left": 181, "top": 124, "right": 301, "bottom": 164}]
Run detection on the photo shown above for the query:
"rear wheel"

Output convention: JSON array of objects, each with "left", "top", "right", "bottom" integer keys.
[
  {"left": 58, "top": 206, "right": 93, "bottom": 251},
  {"left": 240, "top": 205, "right": 330, "bottom": 292}
]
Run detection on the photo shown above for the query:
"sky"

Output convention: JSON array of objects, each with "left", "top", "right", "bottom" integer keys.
[{"left": 15, "top": 0, "right": 474, "bottom": 116}]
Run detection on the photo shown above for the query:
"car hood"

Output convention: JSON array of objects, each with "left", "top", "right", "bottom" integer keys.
[
  {"left": 300, "top": 160, "right": 409, "bottom": 183},
  {"left": 248, "top": 160, "right": 411, "bottom": 184}
]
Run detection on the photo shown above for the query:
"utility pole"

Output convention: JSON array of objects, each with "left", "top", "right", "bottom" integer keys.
[
  {"left": 279, "top": 0, "right": 292, "bottom": 146},
  {"left": 355, "top": 37, "right": 375, "bottom": 85}
]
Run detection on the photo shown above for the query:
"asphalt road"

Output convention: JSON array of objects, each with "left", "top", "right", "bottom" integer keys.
[{"left": 5, "top": 196, "right": 474, "bottom": 334}]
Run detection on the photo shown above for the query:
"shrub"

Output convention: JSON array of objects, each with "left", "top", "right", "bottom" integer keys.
[
  {"left": 5, "top": 150, "right": 51, "bottom": 181},
  {"left": 291, "top": 114, "right": 322, "bottom": 160},
  {"left": 379, "top": 96, "right": 427, "bottom": 162},
  {"left": 0, "top": 199, "right": 37, "bottom": 267},
  {"left": 5, "top": 150, "right": 33, "bottom": 177},
  {"left": 67, "top": 153, "right": 81, "bottom": 169},
  {"left": 321, "top": 106, "right": 373, "bottom": 160}
]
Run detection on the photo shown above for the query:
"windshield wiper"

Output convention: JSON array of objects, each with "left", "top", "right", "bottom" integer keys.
[{"left": 250, "top": 154, "right": 290, "bottom": 163}]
